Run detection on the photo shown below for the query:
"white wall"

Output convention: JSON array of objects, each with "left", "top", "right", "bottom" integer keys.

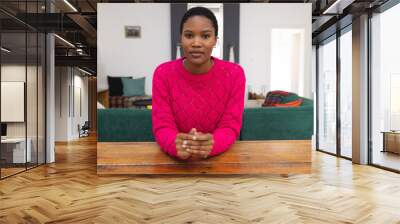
[
  {"left": 55, "top": 67, "right": 67, "bottom": 141},
  {"left": 2, "top": 64, "right": 46, "bottom": 163},
  {"left": 1, "top": 65, "right": 26, "bottom": 140},
  {"left": 55, "top": 67, "right": 89, "bottom": 141},
  {"left": 72, "top": 74, "right": 89, "bottom": 138},
  {"left": 97, "top": 3, "right": 171, "bottom": 94},
  {"left": 240, "top": 3, "right": 312, "bottom": 99},
  {"left": 312, "top": 45, "right": 317, "bottom": 150},
  {"left": 1, "top": 65, "right": 36, "bottom": 137}
]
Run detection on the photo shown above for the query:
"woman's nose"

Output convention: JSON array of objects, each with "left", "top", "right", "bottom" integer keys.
[{"left": 191, "top": 37, "right": 202, "bottom": 47}]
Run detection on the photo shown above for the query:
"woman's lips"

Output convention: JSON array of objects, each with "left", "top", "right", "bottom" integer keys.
[{"left": 190, "top": 52, "right": 203, "bottom": 58}]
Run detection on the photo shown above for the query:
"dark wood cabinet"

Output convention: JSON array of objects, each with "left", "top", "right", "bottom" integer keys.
[{"left": 382, "top": 131, "right": 400, "bottom": 154}]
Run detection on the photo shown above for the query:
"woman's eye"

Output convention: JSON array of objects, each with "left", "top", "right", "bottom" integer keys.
[
  {"left": 185, "top": 34, "right": 193, "bottom": 38},
  {"left": 203, "top": 35, "right": 210, "bottom": 39}
]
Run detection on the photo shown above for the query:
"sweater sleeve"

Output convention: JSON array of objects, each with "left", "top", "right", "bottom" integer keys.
[
  {"left": 152, "top": 65, "right": 179, "bottom": 158},
  {"left": 209, "top": 65, "right": 246, "bottom": 157}
]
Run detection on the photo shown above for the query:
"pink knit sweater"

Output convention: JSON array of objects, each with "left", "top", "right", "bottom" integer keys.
[{"left": 152, "top": 56, "right": 246, "bottom": 158}]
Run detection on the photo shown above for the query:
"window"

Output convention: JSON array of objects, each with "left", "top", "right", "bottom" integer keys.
[
  {"left": 390, "top": 74, "right": 400, "bottom": 130},
  {"left": 270, "top": 28, "right": 305, "bottom": 94},
  {"left": 340, "top": 28, "right": 352, "bottom": 158},
  {"left": 317, "top": 36, "right": 337, "bottom": 155},
  {"left": 371, "top": 2, "right": 400, "bottom": 171}
]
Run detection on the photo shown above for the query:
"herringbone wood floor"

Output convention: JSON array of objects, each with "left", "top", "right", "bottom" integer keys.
[{"left": 1, "top": 135, "right": 400, "bottom": 224}]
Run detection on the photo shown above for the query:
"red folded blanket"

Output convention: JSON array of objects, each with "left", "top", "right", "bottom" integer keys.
[
  {"left": 274, "top": 98, "right": 303, "bottom": 107},
  {"left": 263, "top": 90, "right": 290, "bottom": 106},
  {"left": 262, "top": 90, "right": 303, "bottom": 107}
]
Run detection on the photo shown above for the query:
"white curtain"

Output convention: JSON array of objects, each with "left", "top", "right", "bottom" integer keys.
[
  {"left": 176, "top": 45, "right": 181, "bottom": 59},
  {"left": 229, "top": 45, "right": 235, "bottom": 63}
]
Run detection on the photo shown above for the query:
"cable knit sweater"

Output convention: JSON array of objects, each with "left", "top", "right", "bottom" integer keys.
[{"left": 151, "top": 56, "right": 246, "bottom": 158}]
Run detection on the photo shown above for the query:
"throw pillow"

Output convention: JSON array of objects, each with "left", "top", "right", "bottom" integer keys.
[
  {"left": 262, "top": 90, "right": 290, "bottom": 106},
  {"left": 275, "top": 98, "right": 303, "bottom": 107},
  {"left": 281, "top": 93, "right": 299, "bottom": 104},
  {"left": 107, "top": 76, "right": 132, "bottom": 96},
  {"left": 122, "top": 77, "right": 145, "bottom": 96}
]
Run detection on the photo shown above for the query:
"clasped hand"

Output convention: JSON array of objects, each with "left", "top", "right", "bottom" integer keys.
[{"left": 175, "top": 128, "right": 214, "bottom": 160}]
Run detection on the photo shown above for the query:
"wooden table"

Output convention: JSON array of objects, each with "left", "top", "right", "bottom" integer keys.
[{"left": 97, "top": 140, "right": 311, "bottom": 175}]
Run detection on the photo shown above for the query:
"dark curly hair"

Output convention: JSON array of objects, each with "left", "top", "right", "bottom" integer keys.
[{"left": 180, "top": 6, "right": 218, "bottom": 37}]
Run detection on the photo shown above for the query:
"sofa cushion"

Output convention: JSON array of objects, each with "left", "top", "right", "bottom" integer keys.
[
  {"left": 98, "top": 108, "right": 154, "bottom": 142},
  {"left": 108, "top": 76, "right": 131, "bottom": 96},
  {"left": 240, "top": 98, "right": 313, "bottom": 140},
  {"left": 122, "top": 77, "right": 145, "bottom": 96}
]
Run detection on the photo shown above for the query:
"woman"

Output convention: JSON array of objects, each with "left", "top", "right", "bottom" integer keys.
[{"left": 152, "top": 6, "right": 246, "bottom": 160}]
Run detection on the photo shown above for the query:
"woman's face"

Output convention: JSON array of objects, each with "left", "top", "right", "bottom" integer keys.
[{"left": 181, "top": 15, "right": 217, "bottom": 65}]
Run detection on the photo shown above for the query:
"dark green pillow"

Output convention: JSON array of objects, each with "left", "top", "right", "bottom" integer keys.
[{"left": 122, "top": 77, "right": 145, "bottom": 96}]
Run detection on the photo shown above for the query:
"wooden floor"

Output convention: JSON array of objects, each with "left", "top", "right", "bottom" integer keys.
[
  {"left": 1, "top": 167, "right": 26, "bottom": 178},
  {"left": 1, "top": 135, "right": 400, "bottom": 223},
  {"left": 373, "top": 150, "right": 400, "bottom": 171},
  {"left": 1, "top": 163, "right": 45, "bottom": 178}
]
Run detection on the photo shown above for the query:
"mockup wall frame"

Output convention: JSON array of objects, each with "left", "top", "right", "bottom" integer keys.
[{"left": 1, "top": 81, "right": 25, "bottom": 122}]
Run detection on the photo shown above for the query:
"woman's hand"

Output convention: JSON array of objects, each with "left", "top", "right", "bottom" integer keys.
[
  {"left": 175, "top": 133, "right": 193, "bottom": 160},
  {"left": 185, "top": 128, "right": 214, "bottom": 159},
  {"left": 175, "top": 128, "right": 214, "bottom": 160}
]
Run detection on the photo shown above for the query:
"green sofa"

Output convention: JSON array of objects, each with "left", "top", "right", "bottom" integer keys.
[
  {"left": 240, "top": 98, "right": 313, "bottom": 140},
  {"left": 97, "top": 98, "right": 313, "bottom": 142},
  {"left": 98, "top": 109, "right": 154, "bottom": 142}
]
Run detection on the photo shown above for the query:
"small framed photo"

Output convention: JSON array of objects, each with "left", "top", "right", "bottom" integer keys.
[{"left": 125, "top": 26, "right": 141, "bottom": 38}]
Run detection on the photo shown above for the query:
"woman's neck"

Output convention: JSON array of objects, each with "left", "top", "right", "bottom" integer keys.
[{"left": 183, "top": 57, "right": 214, "bottom": 74}]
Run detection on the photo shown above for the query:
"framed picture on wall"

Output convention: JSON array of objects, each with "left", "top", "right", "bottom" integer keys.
[
  {"left": 125, "top": 26, "right": 141, "bottom": 38},
  {"left": 1, "top": 81, "right": 25, "bottom": 122}
]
